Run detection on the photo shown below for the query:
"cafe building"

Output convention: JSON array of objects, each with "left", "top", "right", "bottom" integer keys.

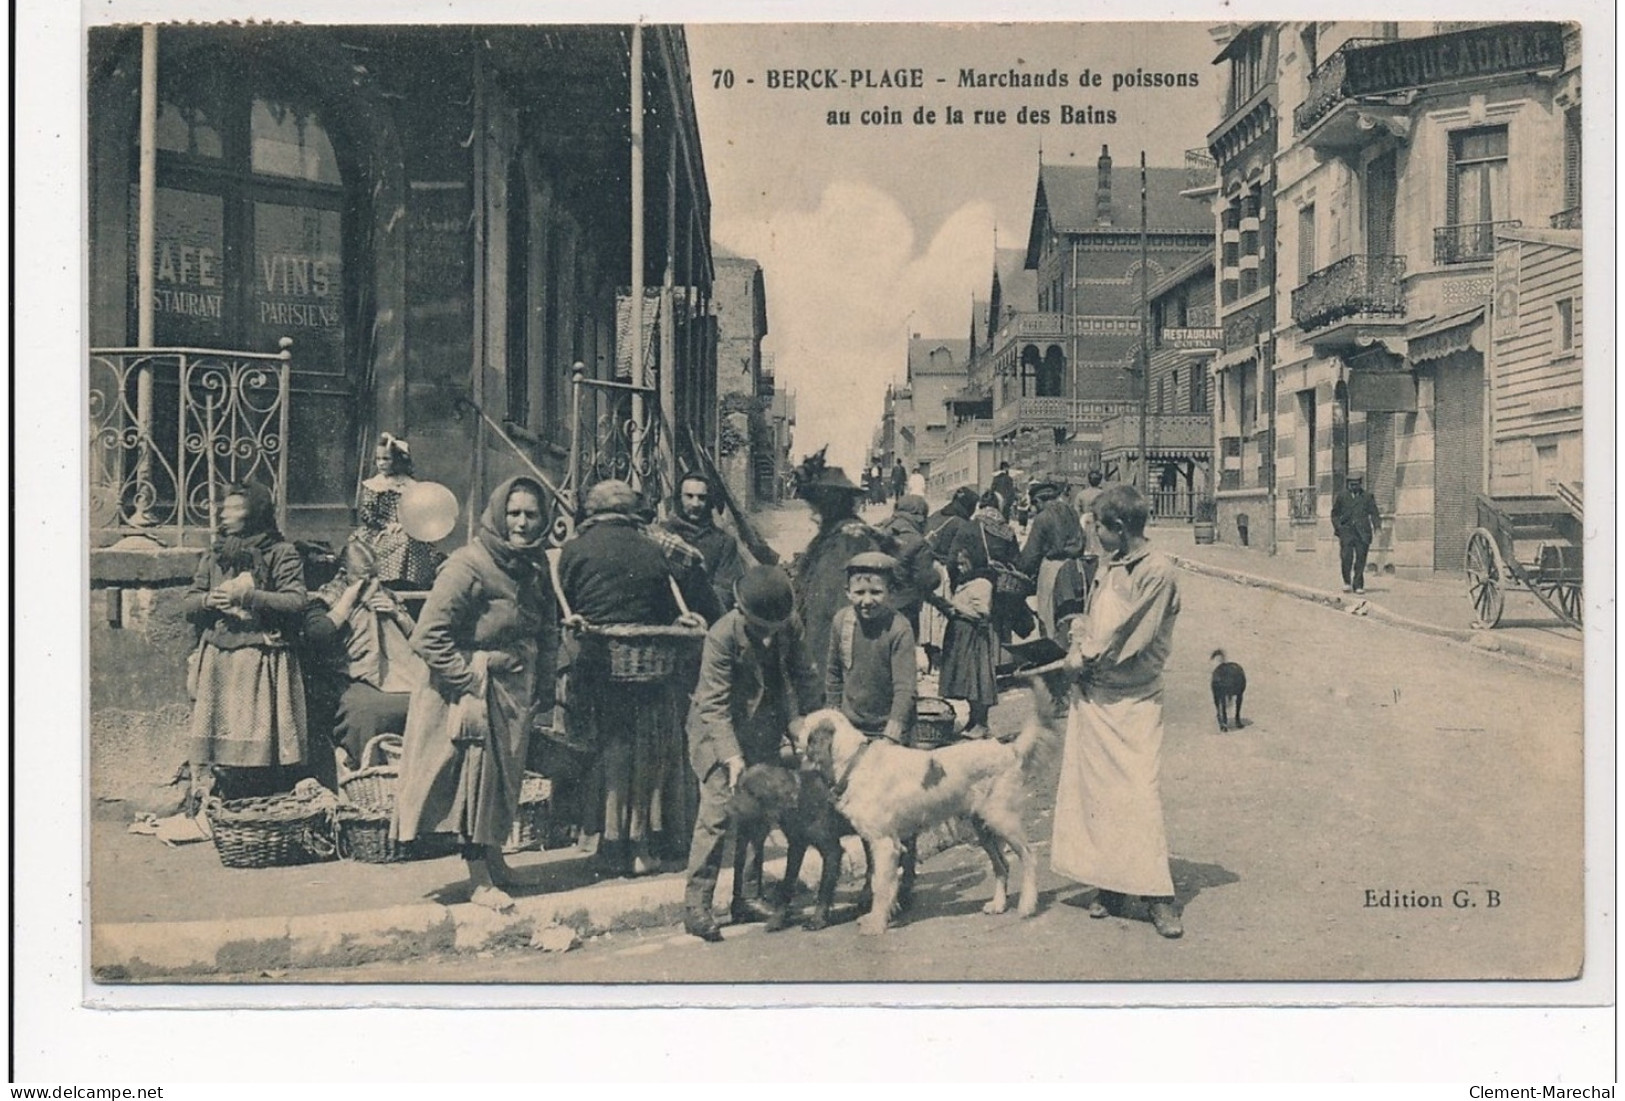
[{"left": 86, "top": 25, "right": 717, "bottom": 737}]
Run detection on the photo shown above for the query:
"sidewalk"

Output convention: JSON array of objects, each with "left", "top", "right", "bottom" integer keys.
[{"left": 1148, "top": 522, "right": 1584, "bottom": 677}]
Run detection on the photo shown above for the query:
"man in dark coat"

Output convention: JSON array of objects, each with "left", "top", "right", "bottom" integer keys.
[
  {"left": 662, "top": 471, "right": 746, "bottom": 617},
  {"left": 890, "top": 458, "right": 909, "bottom": 501},
  {"left": 683, "top": 566, "right": 823, "bottom": 941},
  {"left": 1331, "top": 474, "right": 1383, "bottom": 594},
  {"left": 792, "top": 457, "right": 887, "bottom": 689},
  {"left": 877, "top": 494, "right": 938, "bottom": 638},
  {"left": 1019, "top": 480, "right": 1086, "bottom": 638}
]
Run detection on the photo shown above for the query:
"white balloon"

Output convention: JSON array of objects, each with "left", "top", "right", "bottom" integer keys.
[{"left": 398, "top": 481, "right": 459, "bottom": 542}]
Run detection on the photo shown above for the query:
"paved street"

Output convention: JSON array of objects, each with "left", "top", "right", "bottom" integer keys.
[{"left": 237, "top": 556, "right": 1583, "bottom": 984}]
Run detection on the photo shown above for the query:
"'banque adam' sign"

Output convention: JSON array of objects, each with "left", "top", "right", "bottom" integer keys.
[{"left": 1344, "top": 22, "right": 1566, "bottom": 98}]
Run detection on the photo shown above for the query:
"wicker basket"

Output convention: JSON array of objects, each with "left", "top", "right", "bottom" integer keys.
[
  {"left": 333, "top": 802, "right": 460, "bottom": 864},
  {"left": 338, "top": 734, "right": 402, "bottom": 811},
  {"left": 913, "top": 696, "right": 960, "bottom": 749},
  {"left": 583, "top": 624, "right": 706, "bottom": 683},
  {"left": 207, "top": 792, "right": 338, "bottom": 869},
  {"left": 503, "top": 773, "right": 555, "bottom": 854}
]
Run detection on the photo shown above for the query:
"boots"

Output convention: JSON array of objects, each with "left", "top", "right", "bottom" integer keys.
[
  {"left": 684, "top": 875, "right": 723, "bottom": 943},
  {"left": 1148, "top": 897, "right": 1184, "bottom": 939}
]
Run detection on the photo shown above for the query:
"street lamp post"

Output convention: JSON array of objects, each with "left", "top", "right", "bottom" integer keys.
[{"left": 1138, "top": 150, "right": 1151, "bottom": 500}]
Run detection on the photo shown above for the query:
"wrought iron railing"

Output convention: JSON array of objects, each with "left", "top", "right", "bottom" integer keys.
[
  {"left": 1550, "top": 206, "right": 1582, "bottom": 230},
  {"left": 1433, "top": 220, "right": 1521, "bottom": 264},
  {"left": 1293, "top": 38, "right": 1387, "bottom": 134},
  {"left": 1291, "top": 254, "right": 1407, "bottom": 332},
  {"left": 88, "top": 343, "right": 292, "bottom": 541}
]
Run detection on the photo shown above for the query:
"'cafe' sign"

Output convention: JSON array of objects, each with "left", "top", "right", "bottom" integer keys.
[{"left": 1344, "top": 22, "right": 1567, "bottom": 98}]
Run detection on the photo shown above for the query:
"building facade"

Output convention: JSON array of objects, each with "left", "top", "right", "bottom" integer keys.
[
  {"left": 712, "top": 250, "right": 770, "bottom": 510},
  {"left": 1272, "top": 20, "right": 1577, "bottom": 571},
  {"left": 87, "top": 24, "right": 716, "bottom": 725},
  {"left": 1207, "top": 22, "right": 1282, "bottom": 548}
]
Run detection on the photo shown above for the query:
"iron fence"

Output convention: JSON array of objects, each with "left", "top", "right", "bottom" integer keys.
[{"left": 1291, "top": 254, "right": 1407, "bottom": 332}]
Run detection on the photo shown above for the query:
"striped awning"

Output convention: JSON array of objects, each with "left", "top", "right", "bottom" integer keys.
[{"left": 1409, "top": 306, "right": 1485, "bottom": 364}]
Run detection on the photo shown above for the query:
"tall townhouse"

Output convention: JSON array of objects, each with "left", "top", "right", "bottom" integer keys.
[
  {"left": 1207, "top": 23, "right": 1281, "bottom": 548},
  {"left": 1273, "top": 21, "right": 1575, "bottom": 571}
]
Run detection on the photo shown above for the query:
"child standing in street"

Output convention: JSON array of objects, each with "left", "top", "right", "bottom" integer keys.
[
  {"left": 825, "top": 552, "right": 918, "bottom": 744},
  {"left": 825, "top": 551, "right": 921, "bottom": 912}
]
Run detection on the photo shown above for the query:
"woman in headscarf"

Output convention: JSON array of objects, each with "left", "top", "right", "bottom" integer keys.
[
  {"left": 184, "top": 482, "right": 309, "bottom": 794},
  {"left": 952, "top": 489, "right": 1034, "bottom": 645},
  {"left": 394, "top": 476, "right": 559, "bottom": 910},
  {"left": 354, "top": 432, "right": 441, "bottom": 590},
  {"left": 556, "top": 479, "right": 690, "bottom": 878},
  {"left": 931, "top": 490, "right": 1010, "bottom": 740}
]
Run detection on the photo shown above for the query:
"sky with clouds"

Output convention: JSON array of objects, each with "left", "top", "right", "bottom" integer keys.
[{"left": 687, "top": 22, "right": 1223, "bottom": 473}]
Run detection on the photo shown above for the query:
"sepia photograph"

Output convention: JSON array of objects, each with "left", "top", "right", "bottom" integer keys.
[{"left": 61, "top": 5, "right": 1608, "bottom": 1012}]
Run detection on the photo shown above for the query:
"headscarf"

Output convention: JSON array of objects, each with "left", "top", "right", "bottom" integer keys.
[
  {"left": 212, "top": 481, "right": 283, "bottom": 585},
  {"left": 476, "top": 475, "right": 550, "bottom": 581}
]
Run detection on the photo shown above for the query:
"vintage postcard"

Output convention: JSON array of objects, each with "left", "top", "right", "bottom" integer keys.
[{"left": 59, "top": 5, "right": 1610, "bottom": 1023}]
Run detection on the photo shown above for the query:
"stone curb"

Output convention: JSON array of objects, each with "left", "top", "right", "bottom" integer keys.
[
  {"left": 1167, "top": 554, "right": 1583, "bottom": 678},
  {"left": 92, "top": 837, "right": 875, "bottom": 980}
]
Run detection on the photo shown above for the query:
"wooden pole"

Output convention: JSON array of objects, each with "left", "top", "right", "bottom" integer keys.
[
  {"left": 629, "top": 23, "right": 646, "bottom": 492},
  {"left": 132, "top": 25, "right": 159, "bottom": 527},
  {"left": 1138, "top": 151, "right": 1150, "bottom": 499},
  {"left": 660, "top": 125, "right": 678, "bottom": 511}
]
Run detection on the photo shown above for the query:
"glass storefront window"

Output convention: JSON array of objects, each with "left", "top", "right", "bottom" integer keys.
[
  {"left": 127, "top": 186, "right": 227, "bottom": 347},
  {"left": 250, "top": 98, "right": 341, "bottom": 184},
  {"left": 247, "top": 202, "right": 344, "bottom": 368}
]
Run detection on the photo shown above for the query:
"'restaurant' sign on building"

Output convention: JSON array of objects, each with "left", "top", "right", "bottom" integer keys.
[{"left": 1344, "top": 22, "right": 1566, "bottom": 98}]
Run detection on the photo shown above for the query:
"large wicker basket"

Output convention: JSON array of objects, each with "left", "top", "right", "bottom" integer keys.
[
  {"left": 913, "top": 696, "right": 960, "bottom": 749},
  {"left": 581, "top": 623, "right": 706, "bottom": 683},
  {"left": 207, "top": 791, "right": 338, "bottom": 869},
  {"left": 338, "top": 734, "right": 402, "bottom": 811},
  {"left": 503, "top": 772, "right": 555, "bottom": 854}
]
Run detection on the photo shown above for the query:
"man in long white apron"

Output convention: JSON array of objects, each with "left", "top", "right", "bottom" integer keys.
[{"left": 1051, "top": 483, "right": 1185, "bottom": 938}]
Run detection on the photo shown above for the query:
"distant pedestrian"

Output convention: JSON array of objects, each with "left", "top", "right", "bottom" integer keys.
[
  {"left": 1053, "top": 483, "right": 1184, "bottom": 939},
  {"left": 1019, "top": 480, "right": 1085, "bottom": 639},
  {"left": 1331, "top": 474, "right": 1382, "bottom": 594},
  {"left": 1073, "top": 469, "right": 1106, "bottom": 597},
  {"left": 890, "top": 459, "right": 908, "bottom": 501},
  {"left": 868, "top": 461, "right": 888, "bottom": 506},
  {"left": 908, "top": 465, "right": 928, "bottom": 499},
  {"left": 990, "top": 461, "right": 1016, "bottom": 519}
]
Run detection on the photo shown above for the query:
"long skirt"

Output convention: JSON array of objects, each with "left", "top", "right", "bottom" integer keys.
[
  {"left": 1050, "top": 681, "right": 1175, "bottom": 898},
  {"left": 938, "top": 617, "right": 998, "bottom": 707},
  {"left": 188, "top": 642, "right": 307, "bottom": 768},
  {"left": 394, "top": 653, "right": 533, "bottom": 849}
]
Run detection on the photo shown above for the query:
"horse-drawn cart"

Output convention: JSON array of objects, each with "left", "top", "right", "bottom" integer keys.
[{"left": 1465, "top": 487, "right": 1583, "bottom": 629}]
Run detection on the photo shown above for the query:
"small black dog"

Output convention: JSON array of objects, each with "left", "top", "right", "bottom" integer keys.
[
  {"left": 728, "top": 763, "right": 858, "bottom": 932},
  {"left": 1210, "top": 649, "right": 1248, "bottom": 732}
]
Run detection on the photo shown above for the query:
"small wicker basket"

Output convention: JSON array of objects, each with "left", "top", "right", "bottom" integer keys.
[
  {"left": 207, "top": 791, "right": 338, "bottom": 869},
  {"left": 334, "top": 801, "right": 459, "bottom": 864},
  {"left": 338, "top": 734, "right": 402, "bottom": 811},
  {"left": 913, "top": 696, "right": 960, "bottom": 749},
  {"left": 503, "top": 772, "right": 555, "bottom": 853}
]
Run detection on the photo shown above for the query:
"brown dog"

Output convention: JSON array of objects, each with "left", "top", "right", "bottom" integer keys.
[
  {"left": 727, "top": 763, "right": 856, "bottom": 931},
  {"left": 798, "top": 707, "right": 1051, "bottom": 934}
]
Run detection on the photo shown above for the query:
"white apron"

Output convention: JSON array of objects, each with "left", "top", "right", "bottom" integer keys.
[{"left": 1049, "top": 567, "right": 1174, "bottom": 898}]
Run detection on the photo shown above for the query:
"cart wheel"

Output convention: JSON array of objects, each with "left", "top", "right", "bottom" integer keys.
[
  {"left": 1465, "top": 529, "right": 1504, "bottom": 628},
  {"left": 1553, "top": 581, "right": 1583, "bottom": 626}
]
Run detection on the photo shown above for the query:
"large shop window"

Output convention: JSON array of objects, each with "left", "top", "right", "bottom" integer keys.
[{"left": 131, "top": 67, "right": 348, "bottom": 373}]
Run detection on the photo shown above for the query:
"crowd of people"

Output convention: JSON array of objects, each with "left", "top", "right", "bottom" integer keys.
[{"left": 178, "top": 442, "right": 1186, "bottom": 941}]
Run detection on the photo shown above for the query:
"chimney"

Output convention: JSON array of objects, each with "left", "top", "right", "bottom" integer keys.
[{"left": 1096, "top": 144, "right": 1113, "bottom": 226}]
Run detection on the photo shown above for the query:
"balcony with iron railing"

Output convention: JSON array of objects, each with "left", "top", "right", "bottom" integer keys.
[
  {"left": 991, "top": 311, "right": 1067, "bottom": 350},
  {"left": 991, "top": 396, "right": 1139, "bottom": 439},
  {"left": 1550, "top": 206, "right": 1581, "bottom": 230},
  {"left": 1433, "top": 220, "right": 1521, "bottom": 264},
  {"left": 89, "top": 343, "right": 293, "bottom": 544},
  {"left": 1291, "top": 254, "right": 1407, "bottom": 337},
  {"left": 1100, "top": 412, "right": 1213, "bottom": 455},
  {"left": 944, "top": 417, "right": 994, "bottom": 448},
  {"left": 1293, "top": 38, "right": 1388, "bottom": 135},
  {"left": 1184, "top": 147, "right": 1218, "bottom": 192}
]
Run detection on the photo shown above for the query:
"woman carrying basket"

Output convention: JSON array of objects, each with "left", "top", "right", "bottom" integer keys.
[
  {"left": 393, "top": 476, "right": 559, "bottom": 911},
  {"left": 556, "top": 480, "right": 705, "bottom": 878}
]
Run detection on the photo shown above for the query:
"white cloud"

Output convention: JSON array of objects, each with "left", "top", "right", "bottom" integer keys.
[{"left": 715, "top": 181, "right": 995, "bottom": 474}]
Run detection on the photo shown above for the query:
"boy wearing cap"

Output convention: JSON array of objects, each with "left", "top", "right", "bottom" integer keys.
[
  {"left": 683, "top": 565, "right": 823, "bottom": 942},
  {"left": 826, "top": 552, "right": 917, "bottom": 745}
]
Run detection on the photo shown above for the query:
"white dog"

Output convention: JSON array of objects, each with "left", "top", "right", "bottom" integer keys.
[{"left": 797, "top": 707, "right": 1052, "bottom": 934}]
